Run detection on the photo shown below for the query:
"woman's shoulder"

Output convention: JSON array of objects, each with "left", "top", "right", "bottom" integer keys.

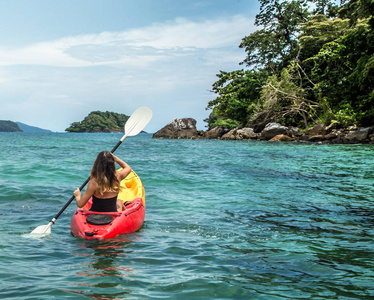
[{"left": 88, "top": 178, "right": 98, "bottom": 189}]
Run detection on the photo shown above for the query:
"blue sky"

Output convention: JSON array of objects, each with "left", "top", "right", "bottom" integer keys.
[{"left": 0, "top": 0, "right": 260, "bottom": 132}]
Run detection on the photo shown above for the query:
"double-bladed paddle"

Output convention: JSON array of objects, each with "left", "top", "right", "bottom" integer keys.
[{"left": 31, "top": 107, "right": 153, "bottom": 235}]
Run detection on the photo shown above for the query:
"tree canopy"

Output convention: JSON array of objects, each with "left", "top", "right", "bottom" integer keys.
[
  {"left": 206, "top": 0, "right": 374, "bottom": 131},
  {"left": 65, "top": 111, "right": 130, "bottom": 132}
]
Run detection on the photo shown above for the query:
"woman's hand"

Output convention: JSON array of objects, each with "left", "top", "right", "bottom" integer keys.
[
  {"left": 74, "top": 188, "right": 81, "bottom": 201},
  {"left": 112, "top": 154, "right": 132, "bottom": 181}
]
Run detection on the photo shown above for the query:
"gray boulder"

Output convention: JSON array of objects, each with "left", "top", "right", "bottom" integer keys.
[
  {"left": 152, "top": 118, "right": 198, "bottom": 139},
  {"left": 220, "top": 127, "right": 259, "bottom": 140},
  {"left": 289, "top": 127, "right": 302, "bottom": 137},
  {"left": 304, "top": 123, "right": 327, "bottom": 136},
  {"left": 204, "top": 127, "right": 228, "bottom": 139},
  {"left": 221, "top": 128, "right": 237, "bottom": 140},
  {"left": 261, "top": 123, "right": 288, "bottom": 139},
  {"left": 345, "top": 127, "right": 372, "bottom": 142},
  {"left": 237, "top": 128, "right": 258, "bottom": 140}
]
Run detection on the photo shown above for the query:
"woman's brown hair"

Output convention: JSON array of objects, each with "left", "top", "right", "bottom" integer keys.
[{"left": 90, "top": 151, "right": 121, "bottom": 195}]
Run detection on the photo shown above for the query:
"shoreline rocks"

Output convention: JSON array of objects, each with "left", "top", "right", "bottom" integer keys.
[{"left": 152, "top": 118, "right": 374, "bottom": 144}]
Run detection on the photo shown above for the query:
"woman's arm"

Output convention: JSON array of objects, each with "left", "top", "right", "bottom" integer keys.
[
  {"left": 74, "top": 179, "right": 96, "bottom": 208},
  {"left": 112, "top": 154, "right": 132, "bottom": 181}
]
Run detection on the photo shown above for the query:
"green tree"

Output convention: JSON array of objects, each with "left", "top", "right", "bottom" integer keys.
[
  {"left": 310, "top": 0, "right": 340, "bottom": 17},
  {"left": 203, "top": 109, "right": 240, "bottom": 130},
  {"left": 240, "top": 0, "right": 309, "bottom": 73},
  {"left": 206, "top": 70, "right": 264, "bottom": 129},
  {"left": 298, "top": 15, "right": 350, "bottom": 62},
  {"left": 340, "top": 0, "right": 374, "bottom": 25},
  {"left": 306, "top": 7, "right": 374, "bottom": 126},
  {"left": 206, "top": 0, "right": 373, "bottom": 131},
  {"left": 251, "top": 61, "right": 319, "bottom": 129}
]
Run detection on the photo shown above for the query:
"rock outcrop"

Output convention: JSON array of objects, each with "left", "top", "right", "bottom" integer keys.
[
  {"left": 221, "top": 127, "right": 258, "bottom": 140},
  {"left": 221, "top": 128, "right": 238, "bottom": 140},
  {"left": 345, "top": 127, "right": 371, "bottom": 142},
  {"left": 204, "top": 126, "right": 229, "bottom": 139},
  {"left": 152, "top": 118, "right": 198, "bottom": 139},
  {"left": 237, "top": 128, "right": 258, "bottom": 140},
  {"left": 261, "top": 123, "right": 288, "bottom": 139},
  {"left": 153, "top": 118, "right": 374, "bottom": 144},
  {"left": 304, "top": 123, "right": 327, "bottom": 136}
]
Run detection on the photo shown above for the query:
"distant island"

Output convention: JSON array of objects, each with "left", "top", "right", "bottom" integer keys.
[
  {"left": 0, "top": 121, "right": 22, "bottom": 132},
  {"left": 0, "top": 120, "right": 52, "bottom": 132},
  {"left": 65, "top": 111, "right": 130, "bottom": 133},
  {"left": 16, "top": 122, "right": 51, "bottom": 133}
]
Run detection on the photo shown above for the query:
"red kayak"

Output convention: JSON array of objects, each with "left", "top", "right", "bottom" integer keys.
[{"left": 70, "top": 170, "right": 145, "bottom": 240}]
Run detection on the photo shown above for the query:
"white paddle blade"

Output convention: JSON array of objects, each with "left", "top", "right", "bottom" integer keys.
[
  {"left": 31, "top": 222, "right": 52, "bottom": 235},
  {"left": 122, "top": 107, "right": 153, "bottom": 140}
]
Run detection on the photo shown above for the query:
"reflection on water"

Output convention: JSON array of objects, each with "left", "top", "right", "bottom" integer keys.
[{"left": 66, "top": 233, "right": 142, "bottom": 299}]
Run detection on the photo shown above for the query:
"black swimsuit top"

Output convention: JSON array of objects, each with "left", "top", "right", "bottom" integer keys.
[{"left": 90, "top": 195, "right": 118, "bottom": 212}]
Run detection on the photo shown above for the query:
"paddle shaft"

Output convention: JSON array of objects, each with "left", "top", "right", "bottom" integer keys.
[{"left": 51, "top": 138, "right": 125, "bottom": 222}]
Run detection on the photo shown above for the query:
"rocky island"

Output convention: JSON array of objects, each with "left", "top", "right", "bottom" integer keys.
[
  {"left": 66, "top": 111, "right": 129, "bottom": 133},
  {"left": 153, "top": 1, "right": 372, "bottom": 146}
]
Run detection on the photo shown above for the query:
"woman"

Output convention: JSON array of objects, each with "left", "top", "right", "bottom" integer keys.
[{"left": 74, "top": 151, "right": 132, "bottom": 212}]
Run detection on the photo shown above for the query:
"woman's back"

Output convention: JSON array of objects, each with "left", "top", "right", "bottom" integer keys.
[{"left": 74, "top": 152, "right": 132, "bottom": 212}]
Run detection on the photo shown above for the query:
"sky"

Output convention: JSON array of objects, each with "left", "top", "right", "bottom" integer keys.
[{"left": 0, "top": 0, "right": 260, "bottom": 132}]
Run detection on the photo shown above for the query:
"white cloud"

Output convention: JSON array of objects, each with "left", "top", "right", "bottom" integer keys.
[
  {"left": 0, "top": 15, "right": 253, "bottom": 68},
  {"left": 0, "top": 15, "right": 256, "bottom": 132}
]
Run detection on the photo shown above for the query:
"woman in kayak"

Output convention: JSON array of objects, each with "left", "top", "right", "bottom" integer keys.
[{"left": 74, "top": 151, "right": 131, "bottom": 212}]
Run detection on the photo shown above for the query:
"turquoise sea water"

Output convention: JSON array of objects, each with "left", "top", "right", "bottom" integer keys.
[{"left": 0, "top": 132, "right": 373, "bottom": 299}]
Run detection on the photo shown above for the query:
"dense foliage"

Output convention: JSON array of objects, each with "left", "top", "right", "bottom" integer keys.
[
  {"left": 0, "top": 120, "right": 22, "bottom": 132},
  {"left": 66, "top": 111, "right": 129, "bottom": 132},
  {"left": 206, "top": 0, "right": 374, "bottom": 131}
]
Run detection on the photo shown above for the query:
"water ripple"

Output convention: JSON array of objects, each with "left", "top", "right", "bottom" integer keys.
[{"left": 0, "top": 134, "right": 373, "bottom": 299}]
